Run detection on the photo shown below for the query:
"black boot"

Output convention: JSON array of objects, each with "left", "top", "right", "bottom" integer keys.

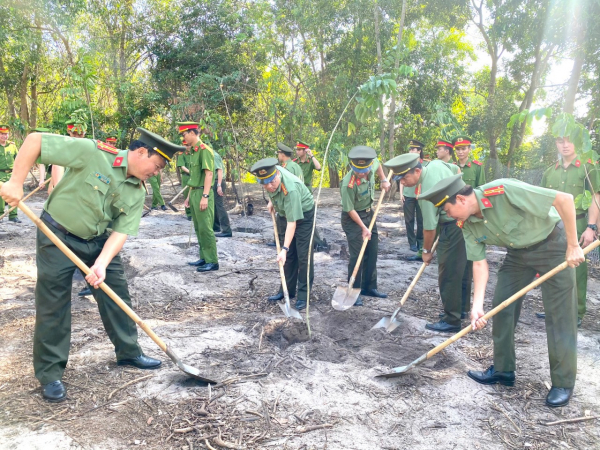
[
  {"left": 188, "top": 259, "right": 205, "bottom": 266},
  {"left": 360, "top": 289, "right": 387, "bottom": 298},
  {"left": 353, "top": 296, "right": 363, "bottom": 307},
  {"left": 425, "top": 320, "right": 460, "bottom": 333},
  {"left": 545, "top": 387, "right": 573, "bottom": 407},
  {"left": 197, "top": 263, "right": 219, "bottom": 272},
  {"left": 215, "top": 232, "right": 232, "bottom": 238},
  {"left": 160, "top": 205, "right": 167, "bottom": 211},
  {"left": 78, "top": 287, "right": 92, "bottom": 297},
  {"left": 467, "top": 365, "right": 515, "bottom": 386},
  {"left": 42, "top": 380, "right": 67, "bottom": 402},
  {"left": 117, "top": 354, "right": 162, "bottom": 370},
  {"left": 295, "top": 300, "right": 307, "bottom": 310},
  {"left": 268, "top": 292, "right": 295, "bottom": 303}
]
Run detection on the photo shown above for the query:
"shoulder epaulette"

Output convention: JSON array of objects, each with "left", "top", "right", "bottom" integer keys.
[
  {"left": 348, "top": 174, "right": 356, "bottom": 189},
  {"left": 483, "top": 185, "right": 504, "bottom": 197},
  {"left": 97, "top": 141, "right": 119, "bottom": 155},
  {"left": 281, "top": 182, "right": 288, "bottom": 196},
  {"left": 472, "top": 160, "right": 482, "bottom": 166}
]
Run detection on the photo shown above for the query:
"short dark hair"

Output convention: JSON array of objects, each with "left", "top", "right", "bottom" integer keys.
[
  {"left": 446, "top": 185, "right": 474, "bottom": 205},
  {"left": 129, "top": 140, "right": 146, "bottom": 151}
]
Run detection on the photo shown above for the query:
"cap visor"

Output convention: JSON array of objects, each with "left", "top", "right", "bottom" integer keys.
[{"left": 257, "top": 173, "right": 277, "bottom": 185}]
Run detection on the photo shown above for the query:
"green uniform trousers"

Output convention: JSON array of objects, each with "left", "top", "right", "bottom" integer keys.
[
  {"left": 275, "top": 207, "right": 315, "bottom": 302},
  {"left": 190, "top": 188, "right": 218, "bottom": 263},
  {"left": 437, "top": 221, "right": 470, "bottom": 327},
  {"left": 212, "top": 180, "right": 232, "bottom": 234},
  {"left": 575, "top": 217, "right": 588, "bottom": 319},
  {"left": 34, "top": 218, "right": 142, "bottom": 385},
  {"left": 148, "top": 175, "right": 165, "bottom": 207},
  {"left": 341, "top": 209, "right": 378, "bottom": 291},
  {"left": 0, "top": 172, "right": 17, "bottom": 219},
  {"left": 181, "top": 174, "right": 191, "bottom": 218},
  {"left": 492, "top": 225, "right": 577, "bottom": 388},
  {"left": 403, "top": 196, "right": 423, "bottom": 249}
]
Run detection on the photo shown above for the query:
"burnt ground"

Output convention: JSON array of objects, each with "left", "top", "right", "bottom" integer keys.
[{"left": 0, "top": 176, "right": 599, "bottom": 450}]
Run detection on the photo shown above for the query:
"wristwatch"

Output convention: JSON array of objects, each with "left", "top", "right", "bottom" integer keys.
[
  {"left": 202, "top": 193, "right": 209, "bottom": 198},
  {"left": 587, "top": 224, "right": 598, "bottom": 231},
  {"left": 282, "top": 246, "right": 289, "bottom": 252},
  {"left": 422, "top": 248, "right": 431, "bottom": 254}
]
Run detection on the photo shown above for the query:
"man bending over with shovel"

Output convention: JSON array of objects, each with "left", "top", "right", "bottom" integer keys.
[
  {"left": 0, "top": 128, "right": 183, "bottom": 402},
  {"left": 420, "top": 174, "right": 584, "bottom": 407},
  {"left": 251, "top": 158, "right": 315, "bottom": 311}
]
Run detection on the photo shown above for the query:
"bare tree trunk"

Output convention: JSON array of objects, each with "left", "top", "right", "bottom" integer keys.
[
  {"left": 19, "top": 63, "right": 30, "bottom": 127},
  {"left": 328, "top": 166, "right": 340, "bottom": 189},
  {"left": 564, "top": 0, "right": 588, "bottom": 114},
  {"left": 30, "top": 63, "right": 38, "bottom": 128},
  {"left": 374, "top": 4, "right": 385, "bottom": 155},
  {"left": 0, "top": 55, "right": 17, "bottom": 118}
]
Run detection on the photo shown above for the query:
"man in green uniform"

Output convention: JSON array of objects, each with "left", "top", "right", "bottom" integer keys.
[
  {"left": 340, "top": 146, "right": 391, "bottom": 306},
  {"left": 105, "top": 134, "right": 118, "bottom": 146},
  {"left": 385, "top": 153, "right": 468, "bottom": 332},
  {"left": 179, "top": 122, "right": 219, "bottom": 272},
  {"left": 0, "top": 127, "right": 182, "bottom": 402},
  {"left": 148, "top": 171, "right": 167, "bottom": 210},
  {"left": 420, "top": 174, "right": 584, "bottom": 407},
  {"left": 213, "top": 151, "right": 232, "bottom": 237},
  {"left": 294, "top": 140, "right": 327, "bottom": 252},
  {"left": 539, "top": 136, "right": 600, "bottom": 327},
  {"left": 176, "top": 144, "right": 193, "bottom": 220},
  {"left": 251, "top": 158, "right": 315, "bottom": 310},
  {"left": 401, "top": 140, "right": 425, "bottom": 257},
  {"left": 436, "top": 137, "right": 454, "bottom": 163},
  {"left": 277, "top": 143, "right": 303, "bottom": 181},
  {"left": 0, "top": 124, "right": 21, "bottom": 222}
]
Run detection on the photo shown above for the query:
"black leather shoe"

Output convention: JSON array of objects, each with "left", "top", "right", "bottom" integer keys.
[
  {"left": 406, "top": 254, "right": 422, "bottom": 261},
  {"left": 215, "top": 232, "right": 232, "bottom": 238},
  {"left": 425, "top": 320, "right": 460, "bottom": 333},
  {"left": 188, "top": 259, "right": 205, "bottom": 266},
  {"left": 187, "top": 216, "right": 192, "bottom": 221},
  {"left": 360, "top": 289, "right": 388, "bottom": 298},
  {"left": 536, "top": 312, "right": 545, "bottom": 319},
  {"left": 117, "top": 354, "right": 162, "bottom": 370},
  {"left": 9, "top": 217, "right": 21, "bottom": 223},
  {"left": 160, "top": 205, "right": 167, "bottom": 211},
  {"left": 546, "top": 387, "right": 573, "bottom": 407},
  {"left": 467, "top": 365, "right": 515, "bottom": 386},
  {"left": 78, "top": 287, "right": 92, "bottom": 297},
  {"left": 353, "top": 296, "right": 363, "bottom": 307},
  {"left": 409, "top": 244, "right": 418, "bottom": 252},
  {"left": 268, "top": 292, "right": 296, "bottom": 303},
  {"left": 295, "top": 300, "right": 307, "bottom": 311},
  {"left": 577, "top": 318, "right": 582, "bottom": 328},
  {"left": 42, "top": 380, "right": 67, "bottom": 402},
  {"left": 197, "top": 263, "right": 219, "bottom": 272},
  {"left": 266, "top": 241, "right": 277, "bottom": 247},
  {"left": 151, "top": 206, "right": 158, "bottom": 210}
]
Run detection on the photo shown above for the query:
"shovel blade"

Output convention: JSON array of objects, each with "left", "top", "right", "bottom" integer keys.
[
  {"left": 371, "top": 316, "right": 401, "bottom": 333},
  {"left": 279, "top": 302, "right": 303, "bottom": 320},
  {"left": 331, "top": 286, "right": 360, "bottom": 311},
  {"left": 167, "top": 203, "right": 179, "bottom": 212},
  {"left": 165, "top": 346, "right": 218, "bottom": 384},
  {"left": 375, "top": 365, "right": 413, "bottom": 378}
]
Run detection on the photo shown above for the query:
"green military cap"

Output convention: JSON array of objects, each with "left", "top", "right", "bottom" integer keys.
[
  {"left": 408, "top": 139, "right": 425, "bottom": 149},
  {"left": 420, "top": 174, "right": 466, "bottom": 207},
  {"left": 0, "top": 124, "right": 10, "bottom": 133},
  {"left": 176, "top": 122, "right": 200, "bottom": 133},
  {"left": 30, "top": 127, "right": 51, "bottom": 133},
  {"left": 136, "top": 127, "right": 185, "bottom": 162},
  {"left": 277, "top": 142, "right": 293, "bottom": 156},
  {"left": 452, "top": 134, "right": 473, "bottom": 147},
  {"left": 348, "top": 145, "right": 377, "bottom": 173},
  {"left": 296, "top": 140, "right": 310, "bottom": 149},
  {"left": 384, "top": 153, "right": 420, "bottom": 180},
  {"left": 250, "top": 157, "right": 279, "bottom": 184}
]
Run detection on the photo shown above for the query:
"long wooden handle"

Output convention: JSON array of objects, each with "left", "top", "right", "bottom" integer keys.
[
  {"left": 16, "top": 200, "right": 168, "bottom": 352},
  {"left": 168, "top": 187, "right": 187, "bottom": 204},
  {"left": 350, "top": 170, "right": 394, "bottom": 279},
  {"left": 399, "top": 236, "right": 440, "bottom": 307},
  {"left": 0, "top": 177, "right": 52, "bottom": 221},
  {"left": 424, "top": 239, "right": 600, "bottom": 361},
  {"left": 270, "top": 210, "right": 289, "bottom": 294}
]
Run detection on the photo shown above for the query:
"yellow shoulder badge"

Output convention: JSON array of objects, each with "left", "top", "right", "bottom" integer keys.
[
  {"left": 483, "top": 185, "right": 504, "bottom": 197},
  {"left": 281, "top": 182, "right": 288, "bottom": 196},
  {"left": 97, "top": 141, "right": 119, "bottom": 155},
  {"left": 348, "top": 174, "right": 356, "bottom": 189}
]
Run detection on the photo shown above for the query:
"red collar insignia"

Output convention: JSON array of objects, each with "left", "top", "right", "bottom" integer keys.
[
  {"left": 113, "top": 156, "right": 124, "bottom": 167},
  {"left": 457, "top": 220, "right": 464, "bottom": 228},
  {"left": 467, "top": 162, "right": 471, "bottom": 167},
  {"left": 575, "top": 160, "right": 581, "bottom": 167},
  {"left": 481, "top": 198, "right": 492, "bottom": 208}
]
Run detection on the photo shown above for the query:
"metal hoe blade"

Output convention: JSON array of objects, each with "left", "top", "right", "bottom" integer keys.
[
  {"left": 331, "top": 285, "right": 360, "bottom": 311},
  {"left": 167, "top": 203, "right": 179, "bottom": 212},
  {"left": 166, "top": 347, "right": 218, "bottom": 384}
]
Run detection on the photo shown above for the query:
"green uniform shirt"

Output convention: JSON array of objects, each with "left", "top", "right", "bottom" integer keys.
[
  {"left": 294, "top": 157, "right": 318, "bottom": 187},
  {"left": 269, "top": 167, "right": 314, "bottom": 222},
  {"left": 176, "top": 150, "right": 191, "bottom": 170},
  {"left": 281, "top": 159, "right": 303, "bottom": 182},
  {"left": 340, "top": 160, "right": 380, "bottom": 212},
  {"left": 457, "top": 157, "right": 486, "bottom": 188},
  {"left": 541, "top": 158, "right": 600, "bottom": 215},
  {"left": 0, "top": 141, "right": 18, "bottom": 170},
  {"left": 187, "top": 139, "right": 214, "bottom": 188},
  {"left": 417, "top": 160, "right": 456, "bottom": 228},
  {"left": 214, "top": 152, "right": 225, "bottom": 171},
  {"left": 41, "top": 134, "right": 144, "bottom": 239},
  {"left": 462, "top": 179, "right": 560, "bottom": 261}
]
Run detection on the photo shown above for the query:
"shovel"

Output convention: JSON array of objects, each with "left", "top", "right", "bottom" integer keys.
[
  {"left": 332, "top": 170, "right": 394, "bottom": 311},
  {"left": 270, "top": 210, "right": 303, "bottom": 320},
  {"left": 372, "top": 237, "right": 440, "bottom": 332},
  {"left": 0, "top": 177, "right": 51, "bottom": 221},
  {"left": 376, "top": 239, "right": 600, "bottom": 378},
  {"left": 167, "top": 187, "right": 187, "bottom": 212},
  {"left": 11, "top": 196, "right": 217, "bottom": 384}
]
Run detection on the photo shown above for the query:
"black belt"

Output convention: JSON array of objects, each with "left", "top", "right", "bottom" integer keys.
[
  {"left": 524, "top": 221, "right": 563, "bottom": 251},
  {"left": 575, "top": 213, "right": 586, "bottom": 220},
  {"left": 41, "top": 211, "right": 91, "bottom": 242},
  {"left": 2, "top": 169, "right": 11, "bottom": 173},
  {"left": 357, "top": 207, "right": 372, "bottom": 214}
]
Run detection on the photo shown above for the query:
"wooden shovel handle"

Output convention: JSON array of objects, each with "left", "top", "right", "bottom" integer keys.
[
  {"left": 424, "top": 239, "right": 600, "bottom": 361},
  {"left": 350, "top": 170, "right": 394, "bottom": 279},
  {"left": 0, "top": 177, "right": 51, "bottom": 221},
  {"left": 168, "top": 187, "right": 187, "bottom": 205},
  {"left": 399, "top": 236, "right": 440, "bottom": 307},
  {"left": 15, "top": 200, "right": 169, "bottom": 352},
  {"left": 270, "top": 209, "right": 290, "bottom": 295}
]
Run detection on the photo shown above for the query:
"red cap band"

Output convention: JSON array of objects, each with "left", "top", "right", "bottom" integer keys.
[
  {"left": 178, "top": 124, "right": 199, "bottom": 133},
  {"left": 436, "top": 140, "right": 453, "bottom": 148},
  {"left": 0, "top": 128, "right": 8, "bottom": 133},
  {"left": 67, "top": 124, "right": 75, "bottom": 130},
  {"left": 296, "top": 142, "right": 309, "bottom": 149}
]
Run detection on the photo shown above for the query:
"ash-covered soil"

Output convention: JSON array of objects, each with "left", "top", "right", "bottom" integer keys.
[{"left": 0, "top": 177, "right": 599, "bottom": 450}]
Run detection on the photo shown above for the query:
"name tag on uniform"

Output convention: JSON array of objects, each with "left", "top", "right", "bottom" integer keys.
[
  {"left": 94, "top": 172, "right": 111, "bottom": 185},
  {"left": 475, "top": 235, "right": 487, "bottom": 244}
]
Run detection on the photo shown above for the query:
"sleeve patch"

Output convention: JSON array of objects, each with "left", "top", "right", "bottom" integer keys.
[
  {"left": 483, "top": 185, "right": 504, "bottom": 196},
  {"left": 98, "top": 141, "right": 119, "bottom": 154}
]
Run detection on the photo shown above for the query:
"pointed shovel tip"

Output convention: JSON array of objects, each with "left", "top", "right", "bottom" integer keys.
[{"left": 375, "top": 367, "right": 411, "bottom": 379}]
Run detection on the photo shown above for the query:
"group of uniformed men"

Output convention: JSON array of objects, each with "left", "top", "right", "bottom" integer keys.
[{"left": 0, "top": 120, "right": 594, "bottom": 409}]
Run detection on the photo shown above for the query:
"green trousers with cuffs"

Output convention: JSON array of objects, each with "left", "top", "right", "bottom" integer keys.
[
  {"left": 34, "top": 218, "right": 142, "bottom": 385},
  {"left": 341, "top": 209, "right": 378, "bottom": 291},
  {"left": 491, "top": 225, "right": 577, "bottom": 388},
  {"left": 190, "top": 188, "right": 218, "bottom": 264},
  {"left": 148, "top": 174, "right": 165, "bottom": 207}
]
